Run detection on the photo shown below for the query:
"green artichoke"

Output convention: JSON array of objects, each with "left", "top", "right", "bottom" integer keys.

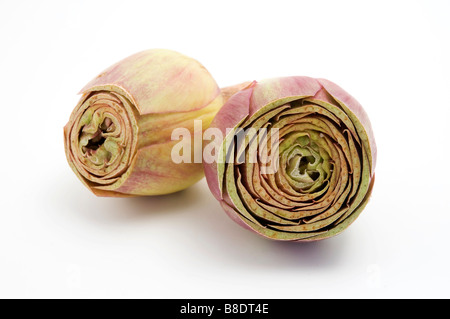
[{"left": 204, "top": 77, "right": 376, "bottom": 241}]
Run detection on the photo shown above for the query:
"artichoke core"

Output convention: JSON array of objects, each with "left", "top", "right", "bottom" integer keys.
[{"left": 82, "top": 117, "right": 114, "bottom": 153}]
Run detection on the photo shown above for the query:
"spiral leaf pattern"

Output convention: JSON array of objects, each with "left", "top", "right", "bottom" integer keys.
[{"left": 204, "top": 77, "right": 376, "bottom": 241}]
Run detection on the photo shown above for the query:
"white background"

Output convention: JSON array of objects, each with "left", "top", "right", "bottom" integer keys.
[{"left": 0, "top": 0, "right": 449, "bottom": 299}]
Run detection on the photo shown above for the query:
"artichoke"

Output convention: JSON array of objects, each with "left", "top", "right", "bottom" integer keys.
[
  {"left": 204, "top": 77, "right": 376, "bottom": 241},
  {"left": 64, "top": 49, "right": 236, "bottom": 196}
]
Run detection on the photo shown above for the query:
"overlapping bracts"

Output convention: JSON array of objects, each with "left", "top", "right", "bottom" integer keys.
[{"left": 204, "top": 77, "right": 376, "bottom": 241}]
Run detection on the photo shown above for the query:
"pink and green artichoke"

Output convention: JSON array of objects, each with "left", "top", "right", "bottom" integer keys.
[
  {"left": 204, "top": 77, "right": 376, "bottom": 241},
  {"left": 64, "top": 49, "right": 234, "bottom": 196}
]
